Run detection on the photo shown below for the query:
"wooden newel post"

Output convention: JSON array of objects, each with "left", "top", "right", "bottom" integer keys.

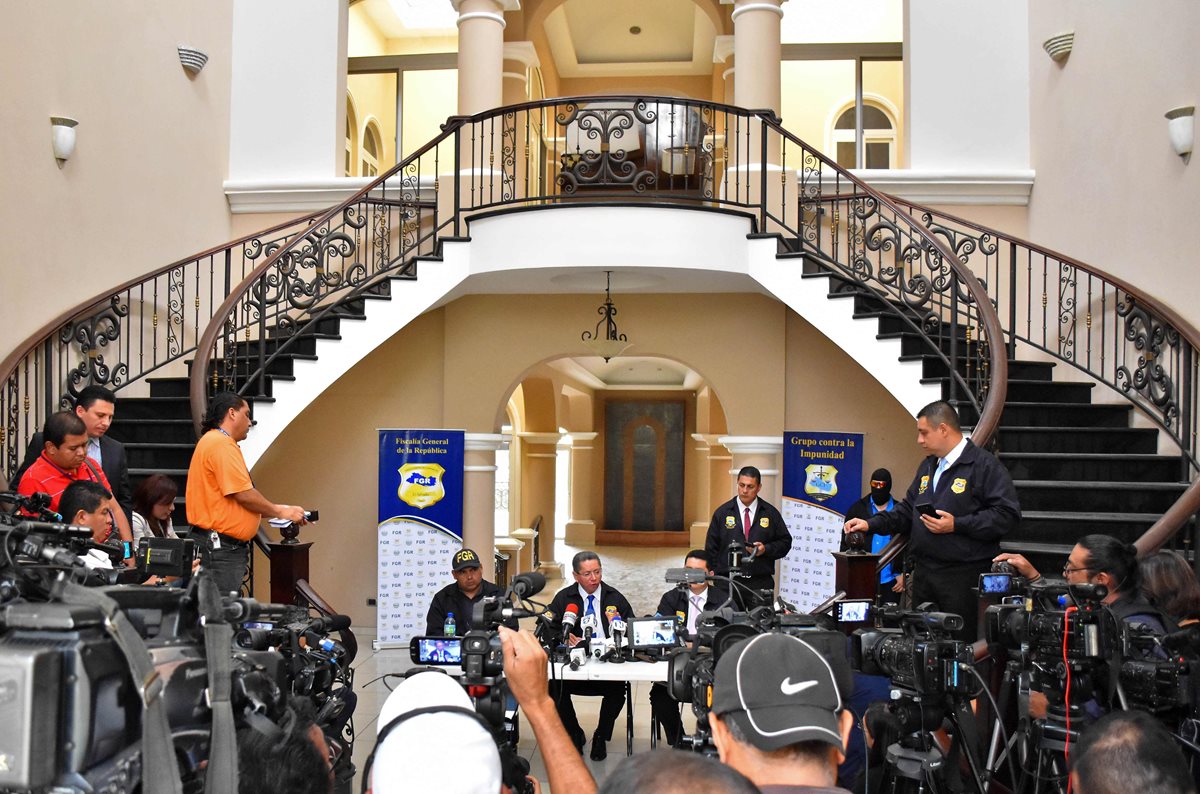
[
  {"left": 269, "top": 541, "right": 312, "bottom": 604},
  {"left": 832, "top": 551, "right": 881, "bottom": 600}
]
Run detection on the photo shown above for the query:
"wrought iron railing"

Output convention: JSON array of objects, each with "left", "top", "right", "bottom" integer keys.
[
  {"left": 0, "top": 211, "right": 341, "bottom": 483},
  {"left": 889, "top": 200, "right": 1200, "bottom": 555},
  {"left": 188, "top": 96, "right": 1008, "bottom": 450}
]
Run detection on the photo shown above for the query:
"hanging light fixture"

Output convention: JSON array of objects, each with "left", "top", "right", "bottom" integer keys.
[{"left": 581, "top": 270, "right": 632, "bottom": 362}]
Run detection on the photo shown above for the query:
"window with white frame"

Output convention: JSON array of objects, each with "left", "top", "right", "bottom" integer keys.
[
  {"left": 361, "top": 122, "right": 381, "bottom": 177},
  {"left": 833, "top": 102, "right": 896, "bottom": 169}
]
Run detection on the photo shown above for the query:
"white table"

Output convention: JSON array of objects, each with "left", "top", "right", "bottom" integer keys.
[{"left": 549, "top": 659, "right": 671, "bottom": 755}]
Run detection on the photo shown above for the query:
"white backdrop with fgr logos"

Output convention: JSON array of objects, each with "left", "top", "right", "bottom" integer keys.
[
  {"left": 377, "top": 429, "right": 465, "bottom": 648},
  {"left": 778, "top": 431, "right": 863, "bottom": 612}
]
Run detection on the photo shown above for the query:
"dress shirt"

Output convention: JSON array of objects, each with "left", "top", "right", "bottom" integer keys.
[{"left": 577, "top": 583, "right": 607, "bottom": 640}]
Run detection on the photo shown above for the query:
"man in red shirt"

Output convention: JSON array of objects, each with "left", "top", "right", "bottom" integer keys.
[{"left": 18, "top": 410, "right": 134, "bottom": 549}]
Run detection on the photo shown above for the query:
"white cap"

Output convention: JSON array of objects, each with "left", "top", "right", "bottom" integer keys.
[{"left": 371, "top": 671, "right": 503, "bottom": 794}]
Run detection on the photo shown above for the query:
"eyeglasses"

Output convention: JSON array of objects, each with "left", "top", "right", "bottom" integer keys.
[
  {"left": 1062, "top": 564, "right": 1092, "bottom": 576},
  {"left": 870, "top": 480, "right": 888, "bottom": 488},
  {"left": 576, "top": 569, "right": 602, "bottom": 579}
]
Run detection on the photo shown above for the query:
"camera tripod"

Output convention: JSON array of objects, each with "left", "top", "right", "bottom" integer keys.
[{"left": 876, "top": 693, "right": 988, "bottom": 794}]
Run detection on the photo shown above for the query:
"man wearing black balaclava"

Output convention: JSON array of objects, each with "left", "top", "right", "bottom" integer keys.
[{"left": 842, "top": 468, "right": 900, "bottom": 601}]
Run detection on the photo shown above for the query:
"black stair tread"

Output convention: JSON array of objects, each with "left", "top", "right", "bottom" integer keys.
[
  {"left": 1014, "top": 480, "right": 1187, "bottom": 490},
  {"left": 1000, "top": 452, "right": 1171, "bottom": 459},
  {"left": 129, "top": 468, "right": 189, "bottom": 476},
  {"left": 999, "top": 540, "right": 1073, "bottom": 555},
  {"left": 1020, "top": 510, "right": 1168, "bottom": 521},
  {"left": 122, "top": 442, "right": 197, "bottom": 449},
  {"left": 999, "top": 425, "right": 1150, "bottom": 433}
]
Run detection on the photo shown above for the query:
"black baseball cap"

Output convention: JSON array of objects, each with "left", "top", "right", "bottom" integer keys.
[
  {"left": 452, "top": 548, "right": 482, "bottom": 571},
  {"left": 711, "top": 632, "right": 850, "bottom": 752}
]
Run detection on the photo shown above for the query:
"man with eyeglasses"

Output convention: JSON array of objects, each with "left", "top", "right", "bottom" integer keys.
[
  {"left": 545, "top": 550, "right": 636, "bottom": 761},
  {"left": 844, "top": 401, "right": 1020, "bottom": 640}
]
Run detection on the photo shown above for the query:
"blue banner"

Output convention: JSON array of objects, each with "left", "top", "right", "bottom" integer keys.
[
  {"left": 377, "top": 429, "right": 465, "bottom": 646},
  {"left": 779, "top": 431, "right": 864, "bottom": 611}
]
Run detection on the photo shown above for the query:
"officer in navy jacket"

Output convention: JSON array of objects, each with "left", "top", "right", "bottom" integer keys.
[
  {"left": 545, "top": 550, "right": 636, "bottom": 761},
  {"left": 845, "top": 401, "right": 1020, "bottom": 640},
  {"left": 705, "top": 466, "right": 792, "bottom": 600}
]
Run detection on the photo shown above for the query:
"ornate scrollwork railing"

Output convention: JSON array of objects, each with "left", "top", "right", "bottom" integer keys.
[
  {"left": 887, "top": 200, "right": 1200, "bottom": 555},
  {"left": 189, "top": 97, "right": 1008, "bottom": 451},
  {"left": 0, "top": 211, "right": 345, "bottom": 483}
]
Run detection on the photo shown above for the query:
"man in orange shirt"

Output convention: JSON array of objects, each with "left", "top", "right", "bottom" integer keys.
[{"left": 186, "top": 391, "right": 307, "bottom": 595}]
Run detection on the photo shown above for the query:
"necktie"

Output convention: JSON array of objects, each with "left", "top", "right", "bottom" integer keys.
[
  {"left": 586, "top": 594, "right": 596, "bottom": 618},
  {"left": 688, "top": 594, "right": 703, "bottom": 635},
  {"left": 933, "top": 458, "right": 948, "bottom": 490},
  {"left": 743, "top": 506, "right": 751, "bottom": 540}
]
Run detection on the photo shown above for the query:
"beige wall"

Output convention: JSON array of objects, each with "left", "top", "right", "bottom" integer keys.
[
  {"left": 1026, "top": 0, "right": 1200, "bottom": 325},
  {"left": 0, "top": 1, "right": 234, "bottom": 360},
  {"left": 251, "top": 291, "right": 916, "bottom": 625}
]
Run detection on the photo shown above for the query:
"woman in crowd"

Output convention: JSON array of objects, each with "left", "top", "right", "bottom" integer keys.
[
  {"left": 131, "top": 473, "right": 179, "bottom": 543},
  {"left": 1140, "top": 549, "right": 1200, "bottom": 626}
]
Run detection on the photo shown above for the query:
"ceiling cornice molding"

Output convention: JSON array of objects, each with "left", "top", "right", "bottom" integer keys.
[
  {"left": 451, "top": 0, "right": 521, "bottom": 11},
  {"left": 503, "top": 40, "right": 541, "bottom": 68},
  {"left": 712, "top": 34, "right": 734, "bottom": 64}
]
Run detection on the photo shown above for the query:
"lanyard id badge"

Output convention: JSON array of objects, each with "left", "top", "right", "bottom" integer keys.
[{"left": 210, "top": 531, "right": 222, "bottom": 550}]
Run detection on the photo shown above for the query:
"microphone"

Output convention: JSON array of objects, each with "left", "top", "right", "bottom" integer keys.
[
  {"left": 560, "top": 603, "right": 579, "bottom": 646},
  {"left": 310, "top": 614, "right": 352, "bottom": 633},
  {"left": 580, "top": 613, "right": 597, "bottom": 645},
  {"left": 510, "top": 571, "right": 546, "bottom": 599},
  {"left": 609, "top": 617, "right": 627, "bottom": 663}
]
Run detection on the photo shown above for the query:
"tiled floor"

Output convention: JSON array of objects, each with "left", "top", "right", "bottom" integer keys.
[{"left": 348, "top": 542, "right": 700, "bottom": 792}]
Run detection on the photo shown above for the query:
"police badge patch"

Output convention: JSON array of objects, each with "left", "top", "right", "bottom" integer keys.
[
  {"left": 725, "top": 515, "right": 736, "bottom": 529},
  {"left": 397, "top": 463, "right": 447, "bottom": 509},
  {"left": 951, "top": 477, "right": 967, "bottom": 494},
  {"left": 918, "top": 475, "right": 930, "bottom": 495}
]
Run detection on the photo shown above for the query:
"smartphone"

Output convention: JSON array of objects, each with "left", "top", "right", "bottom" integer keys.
[
  {"left": 914, "top": 502, "right": 940, "bottom": 518},
  {"left": 122, "top": 541, "right": 133, "bottom": 560},
  {"left": 409, "top": 636, "right": 463, "bottom": 665},
  {"left": 835, "top": 600, "right": 873, "bottom": 623},
  {"left": 979, "top": 573, "right": 1014, "bottom": 595}
]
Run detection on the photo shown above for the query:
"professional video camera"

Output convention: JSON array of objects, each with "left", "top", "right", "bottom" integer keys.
[
  {"left": 405, "top": 571, "right": 549, "bottom": 794},
  {"left": 0, "top": 504, "right": 356, "bottom": 793},
  {"left": 659, "top": 566, "right": 843, "bottom": 753},
  {"left": 851, "top": 605, "right": 974, "bottom": 696}
]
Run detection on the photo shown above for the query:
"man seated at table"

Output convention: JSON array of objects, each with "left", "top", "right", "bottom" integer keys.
[
  {"left": 546, "top": 550, "right": 636, "bottom": 761},
  {"left": 649, "top": 549, "right": 728, "bottom": 747},
  {"left": 424, "top": 548, "right": 515, "bottom": 636}
]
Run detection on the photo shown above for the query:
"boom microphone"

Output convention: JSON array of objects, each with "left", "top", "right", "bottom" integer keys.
[
  {"left": 510, "top": 571, "right": 546, "bottom": 599},
  {"left": 310, "top": 614, "right": 353, "bottom": 633},
  {"left": 664, "top": 567, "right": 708, "bottom": 585}
]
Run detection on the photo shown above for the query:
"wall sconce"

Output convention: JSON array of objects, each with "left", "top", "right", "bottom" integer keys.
[
  {"left": 1166, "top": 106, "right": 1194, "bottom": 162},
  {"left": 1043, "top": 31, "right": 1074, "bottom": 63},
  {"left": 178, "top": 46, "right": 209, "bottom": 75},
  {"left": 50, "top": 116, "right": 78, "bottom": 162}
]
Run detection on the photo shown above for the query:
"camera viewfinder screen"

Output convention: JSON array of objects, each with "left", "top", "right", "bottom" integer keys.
[
  {"left": 418, "top": 638, "right": 463, "bottom": 663},
  {"left": 981, "top": 574, "right": 1012, "bottom": 594},
  {"left": 630, "top": 618, "right": 677, "bottom": 649},
  {"left": 837, "top": 601, "right": 872, "bottom": 622}
]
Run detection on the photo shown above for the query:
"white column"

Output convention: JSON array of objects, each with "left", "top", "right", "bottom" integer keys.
[
  {"left": 229, "top": 0, "right": 347, "bottom": 181},
  {"left": 718, "top": 435, "right": 784, "bottom": 505},
  {"left": 452, "top": 0, "right": 520, "bottom": 116},
  {"left": 564, "top": 432, "right": 598, "bottom": 547},
  {"left": 502, "top": 41, "right": 540, "bottom": 106},
  {"left": 464, "top": 432, "right": 506, "bottom": 581},
  {"left": 723, "top": 0, "right": 786, "bottom": 114},
  {"left": 712, "top": 35, "right": 735, "bottom": 106}
]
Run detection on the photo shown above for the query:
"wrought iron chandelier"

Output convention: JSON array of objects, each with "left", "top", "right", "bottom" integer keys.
[{"left": 581, "top": 270, "right": 632, "bottom": 362}]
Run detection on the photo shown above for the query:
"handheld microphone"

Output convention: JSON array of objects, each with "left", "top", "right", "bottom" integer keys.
[
  {"left": 580, "top": 613, "right": 597, "bottom": 645},
  {"left": 560, "top": 603, "right": 579, "bottom": 645},
  {"left": 610, "top": 617, "right": 627, "bottom": 663}
]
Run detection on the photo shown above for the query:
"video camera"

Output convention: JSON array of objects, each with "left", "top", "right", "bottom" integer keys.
[
  {"left": 405, "top": 571, "right": 549, "bottom": 794},
  {"left": 0, "top": 502, "right": 356, "bottom": 793},
  {"left": 851, "top": 604, "right": 974, "bottom": 696}
]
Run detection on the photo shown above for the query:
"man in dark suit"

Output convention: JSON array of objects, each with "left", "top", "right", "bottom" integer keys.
[
  {"left": 649, "top": 549, "right": 728, "bottom": 747},
  {"left": 12, "top": 385, "right": 132, "bottom": 520},
  {"left": 704, "top": 465, "right": 792, "bottom": 604},
  {"left": 546, "top": 550, "right": 636, "bottom": 761}
]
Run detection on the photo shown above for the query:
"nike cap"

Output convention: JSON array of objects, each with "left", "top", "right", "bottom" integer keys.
[{"left": 711, "top": 631, "right": 851, "bottom": 752}]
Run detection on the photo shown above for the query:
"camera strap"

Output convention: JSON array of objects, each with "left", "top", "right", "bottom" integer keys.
[
  {"left": 197, "top": 574, "right": 239, "bottom": 794},
  {"left": 57, "top": 581, "right": 184, "bottom": 794}
]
